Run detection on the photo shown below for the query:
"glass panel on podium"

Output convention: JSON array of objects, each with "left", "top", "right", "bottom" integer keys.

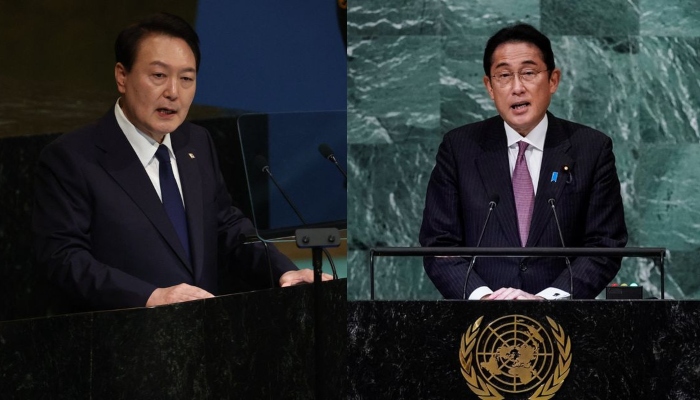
[
  {"left": 365, "top": 247, "right": 665, "bottom": 300},
  {"left": 236, "top": 111, "right": 347, "bottom": 278}
]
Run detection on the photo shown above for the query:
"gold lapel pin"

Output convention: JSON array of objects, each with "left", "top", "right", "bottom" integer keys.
[{"left": 188, "top": 153, "right": 195, "bottom": 159}]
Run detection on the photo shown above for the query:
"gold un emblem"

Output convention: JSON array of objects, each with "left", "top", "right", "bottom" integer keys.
[{"left": 459, "top": 315, "right": 572, "bottom": 400}]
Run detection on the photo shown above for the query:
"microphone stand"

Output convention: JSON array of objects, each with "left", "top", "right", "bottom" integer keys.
[
  {"left": 261, "top": 165, "right": 339, "bottom": 279},
  {"left": 257, "top": 157, "right": 342, "bottom": 397},
  {"left": 549, "top": 199, "right": 574, "bottom": 299},
  {"left": 462, "top": 199, "right": 498, "bottom": 299},
  {"left": 327, "top": 154, "right": 347, "bottom": 180},
  {"left": 296, "top": 227, "right": 340, "bottom": 400},
  {"left": 318, "top": 144, "right": 347, "bottom": 190}
]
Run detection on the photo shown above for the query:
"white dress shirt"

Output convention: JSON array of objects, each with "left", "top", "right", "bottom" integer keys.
[
  {"left": 469, "top": 114, "right": 570, "bottom": 300},
  {"left": 114, "top": 99, "right": 185, "bottom": 206}
]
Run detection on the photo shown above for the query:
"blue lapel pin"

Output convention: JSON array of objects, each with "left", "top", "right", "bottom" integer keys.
[{"left": 551, "top": 172, "right": 558, "bottom": 182}]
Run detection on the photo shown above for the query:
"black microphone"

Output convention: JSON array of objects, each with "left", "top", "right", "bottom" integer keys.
[
  {"left": 255, "top": 156, "right": 338, "bottom": 279},
  {"left": 255, "top": 156, "right": 307, "bottom": 223},
  {"left": 318, "top": 143, "right": 348, "bottom": 180},
  {"left": 462, "top": 194, "right": 499, "bottom": 299},
  {"left": 548, "top": 198, "right": 574, "bottom": 299}
]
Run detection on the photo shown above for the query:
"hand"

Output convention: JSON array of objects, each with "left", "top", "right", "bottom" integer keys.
[
  {"left": 146, "top": 283, "right": 214, "bottom": 307},
  {"left": 279, "top": 269, "right": 333, "bottom": 287},
  {"left": 482, "top": 287, "right": 544, "bottom": 301}
]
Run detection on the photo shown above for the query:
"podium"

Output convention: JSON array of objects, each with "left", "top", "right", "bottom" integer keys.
[
  {"left": 0, "top": 279, "right": 346, "bottom": 399},
  {"left": 348, "top": 300, "right": 700, "bottom": 399}
]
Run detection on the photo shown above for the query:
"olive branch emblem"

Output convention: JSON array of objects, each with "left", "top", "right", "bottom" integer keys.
[
  {"left": 459, "top": 315, "right": 572, "bottom": 400},
  {"left": 459, "top": 316, "right": 504, "bottom": 400},
  {"left": 528, "top": 317, "right": 572, "bottom": 400}
]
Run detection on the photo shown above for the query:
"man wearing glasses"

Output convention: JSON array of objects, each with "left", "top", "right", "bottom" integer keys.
[{"left": 419, "top": 24, "right": 628, "bottom": 300}]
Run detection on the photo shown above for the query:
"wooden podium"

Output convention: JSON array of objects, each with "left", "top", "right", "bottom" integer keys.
[
  {"left": 348, "top": 300, "right": 700, "bottom": 399},
  {"left": 0, "top": 279, "right": 345, "bottom": 399}
]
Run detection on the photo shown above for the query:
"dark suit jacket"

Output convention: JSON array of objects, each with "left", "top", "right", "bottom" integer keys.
[
  {"left": 33, "top": 110, "right": 296, "bottom": 310},
  {"left": 419, "top": 113, "right": 628, "bottom": 299}
]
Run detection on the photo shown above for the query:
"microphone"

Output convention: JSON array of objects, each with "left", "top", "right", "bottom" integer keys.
[
  {"left": 255, "top": 156, "right": 307, "bottom": 223},
  {"left": 254, "top": 156, "right": 338, "bottom": 279},
  {"left": 462, "top": 194, "right": 499, "bottom": 299},
  {"left": 318, "top": 143, "right": 348, "bottom": 180},
  {"left": 548, "top": 198, "right": 574, "bottom": 299}
]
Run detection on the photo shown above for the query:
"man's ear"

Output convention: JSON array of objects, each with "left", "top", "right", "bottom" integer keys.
[
  {"left": 548, "top": 68, "right": 561, "bottom": 95},
  {"left": 115, "top": 62, "right": 128, "bottom": 95},
  {"left": 483, "top": 75, "right": 495, "bottom": 101}
]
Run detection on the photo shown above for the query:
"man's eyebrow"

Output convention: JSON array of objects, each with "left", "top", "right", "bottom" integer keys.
[
  {"left": 493, "top": 59, "right": 539, "bottom": 70},
  {"left": 519, "top": 59, "right": 538, "bottom": 67},
  {"left": 149, "top": 61, "right": 169, "bottom": 68}
]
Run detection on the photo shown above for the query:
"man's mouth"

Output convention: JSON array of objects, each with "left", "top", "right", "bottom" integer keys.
[
  {"left": 511, "top": 102, "right": 530, "bottom": 110},
  {"left": 157, "top": 108, "right": 177, "bottom": 115}
]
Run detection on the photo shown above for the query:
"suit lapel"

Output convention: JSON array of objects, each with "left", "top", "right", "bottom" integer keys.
[
  {"left": 475, "top": 119, "right": 521, "bottom": 247},
  {"left": 527, "top": 114, "right": 573, "bottom": 247},
  {"left": 94, "top": 111, "right": 194, "bottom": 275},
  {"left": 171, "top": 128, "right": 205, "bottom": 282}
]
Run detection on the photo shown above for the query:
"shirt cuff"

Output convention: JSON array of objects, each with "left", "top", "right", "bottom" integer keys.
[
  {"left": 537, "top": 287, "right": 571, "bottom": 300},
  {"left": 469, "top": 286, "right": 493, "bottom": 300}
]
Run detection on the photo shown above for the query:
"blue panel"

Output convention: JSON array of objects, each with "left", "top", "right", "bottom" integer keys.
[
  {"left": 194, "top": 0, "right": 346, "bottom": 112},
  {"left": 268, "top": 112, "right": 347, "bottom": 228}
]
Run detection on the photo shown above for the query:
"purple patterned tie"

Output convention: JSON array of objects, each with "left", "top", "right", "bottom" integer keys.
[{"left": 513, "top": 141, "right": 534, "bottom": 247}]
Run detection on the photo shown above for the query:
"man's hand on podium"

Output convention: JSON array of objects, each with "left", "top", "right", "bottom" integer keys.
[
  {"left": 279, "top": 269, "right": 333, "bottom": 287},
  {"left": 144, "top": 270, "right": 333, "bottom": 307},
  {"left": 481, "top": 287, "right": 545, "bottom": 301},
  {"left": 146, "top": 283, "right": 214, "bottom": 307}
]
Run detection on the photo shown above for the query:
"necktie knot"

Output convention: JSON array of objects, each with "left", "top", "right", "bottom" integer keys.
[
  {"left": 517, "top": 141, "right": 529, "bottom": 160},
  {"left": 155, "top": 144, "right": 170, "bottom": 165}
]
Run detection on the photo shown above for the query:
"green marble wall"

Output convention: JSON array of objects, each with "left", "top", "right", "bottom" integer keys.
[{"left": 348, "top": 0, "right": 700, "bottom": 300}]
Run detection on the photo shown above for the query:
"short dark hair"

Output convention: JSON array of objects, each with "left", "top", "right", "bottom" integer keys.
[
  {"left": 483, "top": 23, "right": 554, "bottom": 76},
  {"left": 115, "top": 13, "right": 201, "bottom": 72}
]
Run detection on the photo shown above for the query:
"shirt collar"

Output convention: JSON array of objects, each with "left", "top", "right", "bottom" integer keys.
[
  {"left": 504, "top": 114, "right": 548, "bottom": 151},
  {"left": 114, "top": 98, "right": 174, "bottom": 167}
]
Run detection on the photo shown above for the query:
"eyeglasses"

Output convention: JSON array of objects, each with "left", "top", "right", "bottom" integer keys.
[{"left": 490, "top": 69, "right": 549, "bottom": 87}]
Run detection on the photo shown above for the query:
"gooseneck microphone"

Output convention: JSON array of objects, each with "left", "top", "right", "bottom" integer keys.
[
  {"left": 318, "top": 143, "right": 348, "bottom": 180},
  {"left": 255, "top": 156, "right": 307, "bottom": 223},
  {"left": 548, "top": 198, "right": 574, "bottom": 299},
  {"left": 254, "top": 156, "right": 338, "bottom": 279},
  {"left": 462, "top": 195, "right": 499, "bottom": 299}
]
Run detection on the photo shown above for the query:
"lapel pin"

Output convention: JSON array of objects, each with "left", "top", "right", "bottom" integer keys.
[
  {"left": 551, "top": 172, "right": 558, "bottom": 182},
  {"left": 562, "top": 165, "right": 573, "bottom": 183},
  {"left": 188, "top": 153, "right": 195, "bottom": 159}
]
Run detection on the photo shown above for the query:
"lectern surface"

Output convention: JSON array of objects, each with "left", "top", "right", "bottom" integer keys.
[
  {"left": 348, "top": 300, "right": 700, "bottom": 400},
  {"left": 0, "top": 279, "right": 346, "bottom": 399}
]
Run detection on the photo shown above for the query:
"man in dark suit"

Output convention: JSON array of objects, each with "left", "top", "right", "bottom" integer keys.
[
  {"left": 33, "top": 13, "right": 328, "bottom": 311},
  {"left": 419, "top": 24, "right": 627, "bottom": 300}
]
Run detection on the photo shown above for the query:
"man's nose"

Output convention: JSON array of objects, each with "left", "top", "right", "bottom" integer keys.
[
  {"left": 163, "top": 78, "right": 179, "bottom": 100},
  {"left": 510, "top": 73, "right": 526, "bottom": 93}
]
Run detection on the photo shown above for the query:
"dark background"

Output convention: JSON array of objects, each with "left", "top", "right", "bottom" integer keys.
[{"left": 0, "top": 0, "right": 347, "bottom": 321}]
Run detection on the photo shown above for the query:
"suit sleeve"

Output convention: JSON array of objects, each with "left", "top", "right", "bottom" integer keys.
[
  {"left": 550, "top": 136, "right": 628, "bottom": 298},
  {"left": 203, "top": 132, "right": 298, "bottom": 283},
  {"left": 419, "top": 133, "right": 490, "bottom": 299},
  {"left": 33, "top": 140, "right": 157, "bottom": 309}
]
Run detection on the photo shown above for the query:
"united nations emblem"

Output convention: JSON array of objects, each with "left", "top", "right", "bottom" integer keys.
[{"left": 459, "top": 315, "right": 571, "bottom": 399}]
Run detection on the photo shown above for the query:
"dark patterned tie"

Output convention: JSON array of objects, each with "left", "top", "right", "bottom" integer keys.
[
  {"left": 155, "top": 145, "right": 191, "bottom": 261},
  {"left": 513, "top": 141, "right": 534, "bottom": 247}
]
